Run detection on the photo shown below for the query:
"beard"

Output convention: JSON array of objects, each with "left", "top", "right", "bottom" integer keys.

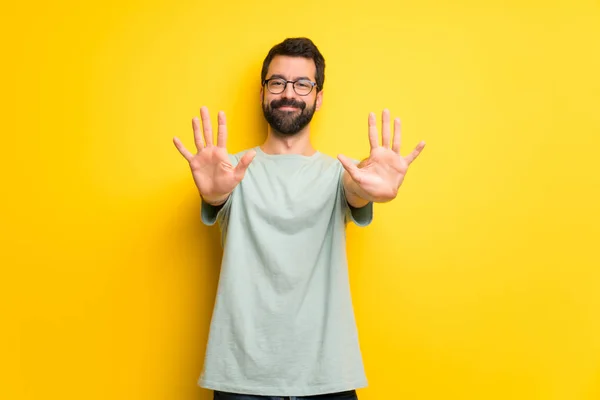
[{"left": 262, "top": 95, "right": 317, "bottom": 136}]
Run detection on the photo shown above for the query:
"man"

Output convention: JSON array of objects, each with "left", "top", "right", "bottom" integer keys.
[{"left": 173, "top": 37, "right": 425, "bottom": 400}]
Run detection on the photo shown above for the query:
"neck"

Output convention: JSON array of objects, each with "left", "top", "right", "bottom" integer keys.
[{"left": 261, "top": 126, "right": 316, "bottom": 156}]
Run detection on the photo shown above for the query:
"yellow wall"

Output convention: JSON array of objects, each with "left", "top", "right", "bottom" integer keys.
[{"left": 2, "top": 0, "right": 599, "bottom": 399}]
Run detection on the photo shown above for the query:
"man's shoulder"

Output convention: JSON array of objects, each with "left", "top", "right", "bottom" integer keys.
[
  {"left": 227, "top": 148, "right": 255, "bottom": 165},
  {"left": 314, "top": 151, "right": 344, "bottom": 170},
  {"left": 315, "top": 151, "right": 336, "bottom": 162}
]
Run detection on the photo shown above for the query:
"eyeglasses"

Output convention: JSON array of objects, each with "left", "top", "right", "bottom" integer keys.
[{"left": 263, "top": 77, "right": 317, "bottom": 96}]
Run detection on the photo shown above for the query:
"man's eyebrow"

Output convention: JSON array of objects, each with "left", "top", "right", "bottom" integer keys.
[{"left": 267, "top": 74, "right": 313, "bottom": 81}]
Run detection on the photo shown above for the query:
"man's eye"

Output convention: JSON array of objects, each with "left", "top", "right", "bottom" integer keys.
[
  {"left": 296, "top": 81, "right": 311, "bottom": 89},
  {"left": 271, "top": 81, "right": 284, "bottom": 87}
]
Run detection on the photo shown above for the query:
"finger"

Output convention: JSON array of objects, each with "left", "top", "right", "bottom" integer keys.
[
  {"left": 192, "top": 117, "right": 204, "bottom": 151},
  {"left": 392, "top": 118, "right": 402, "bottom": 153},
  {"left": 200, "top": 106, "right": 213, "bottom": 146},
  {"left": 368, "top": 112, "right": 378, "bottom": 150},
  {"left": 173, "top": 137, "right": 193, "bottom": 162},
  {"left": 381, "top": 109, "right": 391, "bottom": 148},
  {"left": 337, "top": 154, "right": 363, "bottom": 184},
  {"left": 233, "top": 149, "right": 256, "bottom": 181},
  {"left": 217, "top": 111, "right": 228, "bottom": 148},
  {"left": 404, "top": 141, "right": 426, "bottom": 165}
]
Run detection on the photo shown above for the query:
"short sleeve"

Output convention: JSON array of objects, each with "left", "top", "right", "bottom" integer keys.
[
  {"left": 338, "top": 164, "right": 373, "bottom": 227},
  {"left": 201, "top": 195, "right": 233, "bottom": 226},
  {"left": 346, "top": 201, "right": 373, "bottom": 227}
]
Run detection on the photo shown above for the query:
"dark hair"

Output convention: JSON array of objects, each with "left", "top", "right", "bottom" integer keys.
[{"left": 261, "top": 37, "right": 325, "bottom": 92}]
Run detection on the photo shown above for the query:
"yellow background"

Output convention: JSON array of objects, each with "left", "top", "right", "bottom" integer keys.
[{"left": 2, "top": 0, "right": 599, "bottom": 399}]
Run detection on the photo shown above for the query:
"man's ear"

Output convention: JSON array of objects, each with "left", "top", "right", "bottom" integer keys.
[{"left": 316, "top": 90, "right": 324, "bottom": 111}]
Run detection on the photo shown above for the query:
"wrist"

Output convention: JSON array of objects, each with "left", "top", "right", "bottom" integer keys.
[
  {"left": 201, "top": 193, "right": 230, "bottom": 206},
  {"left": 343, "top": 171, "right": 371, "bottom": 207}
]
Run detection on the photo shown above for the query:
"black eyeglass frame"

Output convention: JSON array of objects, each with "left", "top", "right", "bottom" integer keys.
[{"left": 262, "top": 78, "right": 318, "bottom": 96}]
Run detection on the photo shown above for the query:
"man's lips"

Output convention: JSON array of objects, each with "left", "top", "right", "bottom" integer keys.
[{"left": 276, "top": 106, "right": 300, "bottom": 111}]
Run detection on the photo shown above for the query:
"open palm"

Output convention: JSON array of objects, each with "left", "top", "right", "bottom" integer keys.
[
  {"left": 338, "top": 109, "right": 425, "bottom": 203},
  {"left": 173, "top": 107, "right": 255, "bottom": 205}
]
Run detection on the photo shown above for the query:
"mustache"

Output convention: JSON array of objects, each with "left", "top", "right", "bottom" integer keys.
[{"left": 270, "top": 98, "right": 306, "bottom": 110}]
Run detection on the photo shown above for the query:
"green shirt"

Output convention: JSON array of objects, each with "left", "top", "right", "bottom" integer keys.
[{"left": 198, "top": 146, "right": 373, "bottom": 396}]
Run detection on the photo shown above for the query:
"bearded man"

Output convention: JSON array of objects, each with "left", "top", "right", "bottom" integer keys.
[{"left": 173, "top": 37, "right": 426, "bottom": 400}]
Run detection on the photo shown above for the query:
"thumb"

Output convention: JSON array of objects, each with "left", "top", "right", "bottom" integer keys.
[
  {"left": 233, "top": 150, "right": 256, "bottom": 181},
  {"left": 337, "top": 154, "right": 362, "bottom": 184}
]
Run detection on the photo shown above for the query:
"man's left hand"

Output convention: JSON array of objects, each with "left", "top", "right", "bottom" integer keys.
[{"left": 338, "top": 109, "right": 426, "bottom": 203}]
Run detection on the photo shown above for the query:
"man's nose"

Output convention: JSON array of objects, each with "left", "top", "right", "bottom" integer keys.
[{"left": 282, "top": 81, "right": 296, "bottom": 98}]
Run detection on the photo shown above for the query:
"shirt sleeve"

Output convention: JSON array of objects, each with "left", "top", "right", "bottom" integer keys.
[
  {"left": 338, "top": 163, "right": 373, "bottom": 227},
  {"left": 201, "top": 195, "right": 233, "bottom": 226}
]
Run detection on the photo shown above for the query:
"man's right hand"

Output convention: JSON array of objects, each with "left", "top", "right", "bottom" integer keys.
[{"left": 173, "top": 106, "right": 256, "bottom": 206}]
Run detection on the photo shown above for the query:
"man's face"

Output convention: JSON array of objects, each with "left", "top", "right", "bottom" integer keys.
[{"left": 261, "top": 55, "right": 323, "bottom": 136}]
